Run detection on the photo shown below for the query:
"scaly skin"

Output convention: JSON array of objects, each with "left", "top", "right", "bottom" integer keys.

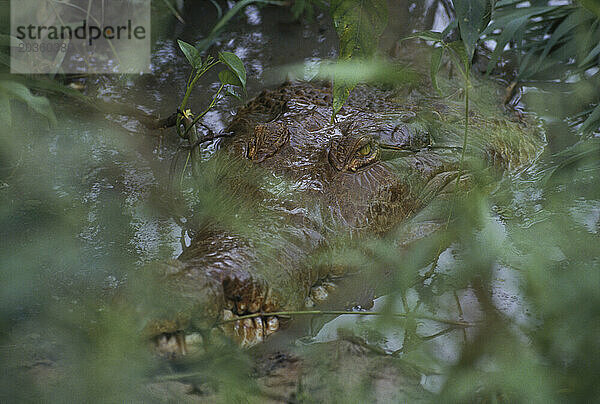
[{"left": 147, "top": 80, "right": 544, "bottom": 350}]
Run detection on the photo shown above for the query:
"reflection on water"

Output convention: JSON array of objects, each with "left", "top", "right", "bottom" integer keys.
[{"left": 570, "top": 198, "right": 600, "bottom": 234}]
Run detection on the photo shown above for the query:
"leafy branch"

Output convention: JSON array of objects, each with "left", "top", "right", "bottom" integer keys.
[
  {"left": 175, "top": 40, "right": 247, "bottom": 176},
  {"left": 482, "top": 1, "right": 600, "bottom": 134},
  {"left": 330, "top": 0, "right": 388, "bottom": 118},
  {"left": 401, "top": 1, "right": 493, "bottom": 274}
]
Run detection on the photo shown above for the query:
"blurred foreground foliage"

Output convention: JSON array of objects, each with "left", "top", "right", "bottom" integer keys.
[{"left": 0, "top": 0, "right": 599, "bottom": 403}]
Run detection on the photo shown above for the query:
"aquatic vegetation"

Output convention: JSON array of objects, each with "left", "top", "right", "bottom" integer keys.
[{"left": 1, "top": 1, "right": 599, "bottom": 402}]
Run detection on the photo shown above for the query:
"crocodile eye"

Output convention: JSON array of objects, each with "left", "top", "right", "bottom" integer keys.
[
  {"left": 347, "top": 140, "right": 379, "bottom": 171},
  {"left": 329, "top": 136, "right": 380, "bottom": 172},
  {"left": 358, "top": 143, "right": 371, "bottom": 156}
]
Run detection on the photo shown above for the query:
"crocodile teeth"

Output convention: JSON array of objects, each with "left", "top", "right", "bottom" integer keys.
[
  {"left": 154, "top": 311, "right": 280, "bottom": 357},
  {"left": 310, "top": 285, "right": 329, "bottom": 303},
  {"left": 155, "top": 332, "right": 185, "bottom": 357},
  {"left": 262, "top": 287, "right": 277, "bottom": 312},
  {"left": 238, "top": 318, "right": 263, "bottom": 348},
  {"left": 253, "top": 318, "right": 265, "bottom": 343},
  {"left": 223, "top": 309, "right": 235, "bottom": 321},
  {"left": 184, "top": 333, "right": 203, "bottom": 354},
  {"left": 221, "top": 309, "right": 279, "bottom": 348},
  {"left": 265, "top": 316, "right": 279, "bottom": 336}
]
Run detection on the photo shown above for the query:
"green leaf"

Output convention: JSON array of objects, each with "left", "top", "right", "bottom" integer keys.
[
  {"left": 516, "top": 48, "right": 538, "bottom": 81},
  {"left": 441, "top": 19, "right": 458, "bottom": 39},
  {"left": 495, "top": 0, "right": 530, "bottom": 6},
  {"left": 454, "top": 0, "right": 494, "bottom": 61},
  {"left": 0, "top": 92, "right": 11, "bottom": 126},
  {"left": 0, "top": 80, "right": 57, "bottom": 126},
  {"left": 579, "top": 42, "right": 600, "bottom": 68},
  {"left": 403, "top": 30, "right": 443, "bottom": 43},
  {"left": 485, "top": 5, "right": 560, "bottom": 30},
  {"left": 332, "top": 78, "right": 353, "bottom": 119},
  {"left": 580, "top": 103, "right": 600, "bottom": 134},
  {"left": 430, "top": 46, "right": 444, "bottom": 95},
  {"left": 447, "top": 41, "right": 469, "bottom": 76},
  {"left": 225, "top": 87, "right": 243, "bottom": 101},
  {"left": 485, "top": 15, "right": 529, "bottom": 75},
  {"left": 577, "top": 0, "right": 600, "bottom": 18},
  {"left": 218, "top": 69, "right": 242, "bottom": 87},
  {"left": 535, "top": 8, "right": 587, "bottom": 72},
  {"left": 330, "top": 0, "right": 388, "bottom": 117},
  {"left": 177, "top": 39, "right": 202, "bottom": 69},
  {"left": 331, "top": 0, "right": 388, "bottom": 60},
  {"left": 218, "top": 52, "right": 246, "bottom": 90}
]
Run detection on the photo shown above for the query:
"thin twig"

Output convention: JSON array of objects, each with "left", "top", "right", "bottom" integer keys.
[
  {"left": 217, "top": 310, "right": 477, "bottom": 328},
  {"left": 421, "top": 326, "right": 458, "bottom": 341},
  {"left": 453, "top": 290, "right": 468, "bottom": 341},
  {"left": 422, "top": 60, "right": 471, "bottom": 284},
  {"left": 391, "top": 326, "right": 458, "bottom": 357},
  {"left": 339, "top": 333, "right": 389, "bottom": 356},
  {"left": 455, "top": 62, "right": 470, "bottom": 194}
]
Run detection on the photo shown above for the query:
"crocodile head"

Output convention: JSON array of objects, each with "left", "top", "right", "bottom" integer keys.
[
  {"left": 222, "top": 84, "right": 438, "bottom": 232},
  {"left": 147, "top": 81, "right": 544, "bottom": 351}
]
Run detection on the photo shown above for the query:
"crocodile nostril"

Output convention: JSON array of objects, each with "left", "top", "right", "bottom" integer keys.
[{"left": 246, "top": 138, "right": 257, "bottom": 160}]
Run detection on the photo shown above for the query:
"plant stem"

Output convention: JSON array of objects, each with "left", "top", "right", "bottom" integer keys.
[
  {"left": 181, "top": 83, "right": 225, "bottom": 178},
  {"left": 180, "top": 61, "right": 219, "bottom": 111},
  {"left": 455, "top": 61, "right": 470, "bottom": 191},
  {"left": 180, "top": 151, "right": 191, "bottom": 188},
  {"left": 177, "top": 60, "right": 220, "bottom": 138},
  {"left": 181, "top": 84, "right": 225, "bottom": 140},
  {"left": 217, "top": 310, "right": 476, "bottom": 328},
  {"left": 420, "top": 60, "right": 471, "bottom": 284}
]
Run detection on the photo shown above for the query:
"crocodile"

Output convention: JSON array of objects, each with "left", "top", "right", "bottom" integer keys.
[{"left": 144, "top": 79, "right": 544, "bottom": 352}]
